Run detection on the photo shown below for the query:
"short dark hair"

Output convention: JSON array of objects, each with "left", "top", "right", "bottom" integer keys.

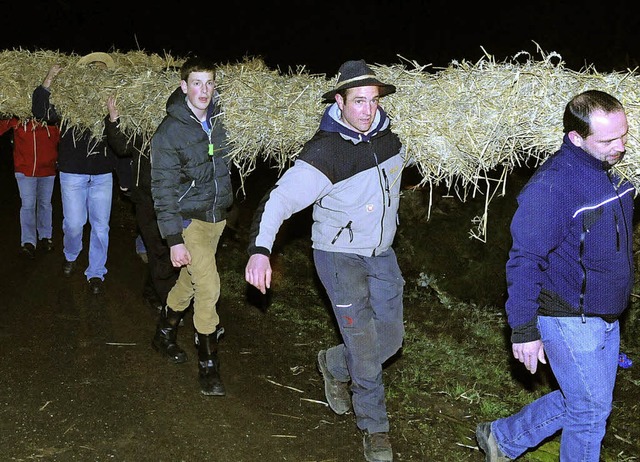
[
  {"left": 180, "top": 56, "right": 217, "bottom": 82},
  {"left": 563, "top": 90, "right": 624, "bottom": 137}
]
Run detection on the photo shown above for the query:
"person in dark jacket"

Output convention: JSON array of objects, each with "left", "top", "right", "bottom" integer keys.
[
  {"left": 245, "top": 60, "right": 409, "bottom": 462},
  {"left": 150, "top": 56, "right": 233, "bottom": 397},
  {"left": 32, "top": 57, "right": 118, "bottom": 295},
  {"left": 476, "top": 90, "right": 634, "bottom": 462},
  {"left": 105, "top": 95, "right": 179, "bottom": 312},
  {"left": 0, "top": 117, "right": 60, "bottom": 258}
]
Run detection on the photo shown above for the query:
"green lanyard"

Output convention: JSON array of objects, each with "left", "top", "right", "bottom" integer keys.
[{"left": 201, "top": 120, "right": 214, "bottom": 156}]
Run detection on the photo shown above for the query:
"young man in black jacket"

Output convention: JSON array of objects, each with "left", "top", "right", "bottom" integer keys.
[{"left": 150, "top": 57, "right": 233, "bottom": 396}]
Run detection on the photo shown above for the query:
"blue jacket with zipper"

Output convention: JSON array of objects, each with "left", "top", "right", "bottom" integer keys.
[{"left": 506, "top": 134, "right": 635, "bottom": 343}]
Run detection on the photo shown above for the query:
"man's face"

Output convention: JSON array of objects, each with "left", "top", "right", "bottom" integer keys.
[
  {"left": 573, "top": 109, "right": 628, "bottom": 166},
  {"left": 336, "top": 86, "right": 380, "bottom": 134},
  {"left": 181, "top": 71, "right": 216, "bottom": 117}
]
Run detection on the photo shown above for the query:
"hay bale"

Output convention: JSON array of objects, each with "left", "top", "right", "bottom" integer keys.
[
  {"left": 2, "top": 47, "right": 639, "bottom": 240},
  {"left": 0, "top": 48, "right": 181, "bottom": 144},
  {"left": 217, "top": 58, "right": 327, "bottom": 187}
]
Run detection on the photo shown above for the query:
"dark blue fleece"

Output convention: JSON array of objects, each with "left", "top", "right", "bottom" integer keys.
[{"left": 506, "top": 134, "right": 634, "bottom": 340}]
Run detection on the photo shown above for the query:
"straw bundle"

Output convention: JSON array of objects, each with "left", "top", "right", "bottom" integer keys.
[
  {"left": 1, "top": 46, "right": 639, "bottom": 240},
  {"left": 216, "top": 58, "right": 327, "bottom": 188},
  {"left": 0, "top": 48, "right": 181, "bottom": 147},
  {"left": 374, "top": 48, "right": 640, "bottom": 193},
  {"left": 369, "top": 48, "right": 640, "bottom": 238}
]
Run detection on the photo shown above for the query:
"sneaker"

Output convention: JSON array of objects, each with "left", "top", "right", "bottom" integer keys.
[
  {"left": 88, "top": 277, "right": 103, "bottom": 295},
  {"left": 363, "top": 431, "right": 393, "bottom": 462},
  {"left": 38, "top": 238, "right": 54, "bottom": 252},
  {"left": 62, "top": 259, "right": 76, "bottom": 278},
  {"left": 317, "top": 350, "right": 351, "bottom": 415},
  {"left": 476, "top": 422, "right": 511, "bottom": 461},
  {"left": 21, "top": 243, "right": 36, "bottom": 259}
]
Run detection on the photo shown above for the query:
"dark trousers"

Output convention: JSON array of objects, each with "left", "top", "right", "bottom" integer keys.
[{"left": 135, "top": 194, "right": 178, "bottom": 305}]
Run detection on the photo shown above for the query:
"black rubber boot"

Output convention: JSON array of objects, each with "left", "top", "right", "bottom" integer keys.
[
  {"left": 195, "top": 328, "right": 226, "bottom": 396},
  {"left": 151, "top": 306, "right": 187, "bottom": 364}
]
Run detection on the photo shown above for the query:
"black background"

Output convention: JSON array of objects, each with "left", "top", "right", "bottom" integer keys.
[{"left": 3, "top": 1, "right": 640, "bottom": 74}]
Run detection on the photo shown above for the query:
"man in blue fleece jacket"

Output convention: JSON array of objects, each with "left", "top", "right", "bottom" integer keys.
[{"left": 476, "top": 90, "right": 634, "bottom": 461}]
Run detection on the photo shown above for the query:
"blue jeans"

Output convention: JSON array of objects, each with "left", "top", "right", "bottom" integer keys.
[
  {"left": 493, "top": 316, "right": 619, "bottom": 461},
  {"left": 314, "top": 248, "right": 405, "bottom": 434},
  {"left": 14, "top": 173, "right": 55, "bottom": 246},
  {"left": 59, "top": 172, "right": 113, "bottom": 281}
]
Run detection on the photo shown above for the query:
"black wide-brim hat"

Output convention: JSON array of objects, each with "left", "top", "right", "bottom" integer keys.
[{"left": 321, "top": 59, "right": 396, "bottom": 104}]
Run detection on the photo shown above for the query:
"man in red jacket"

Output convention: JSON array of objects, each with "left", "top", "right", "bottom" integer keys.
[{"left": 0, "top": 117, "right": 60, "bottom": 259}]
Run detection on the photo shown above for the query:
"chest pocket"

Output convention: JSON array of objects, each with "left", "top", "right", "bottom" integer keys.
[
  {"left": 581, "top": 207, "right": 619, "bottom": 262},
  {"left": 582, "top": 208, "right": 603, "bottom": 231}
]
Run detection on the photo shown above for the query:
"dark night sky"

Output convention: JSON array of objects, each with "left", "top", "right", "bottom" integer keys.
[{"left": 2, "top": 1, "right": 640, "bottom": 75}]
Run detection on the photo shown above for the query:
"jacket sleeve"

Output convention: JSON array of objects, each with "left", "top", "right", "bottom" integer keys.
[
  {"left": 505, "top": 176, "right": 571, "bottom": 342},
  {"left": 150, "top": 125, "right": 184, "bottom": 247},
  {"left": 247, "top": 159, "right": 331, "bottom": 256},
  {"left": 104, "top": 115, "right": 136, "bottom": 158},
  {"left": 32, "top": 86, "right": 60, "bottom": 123}
]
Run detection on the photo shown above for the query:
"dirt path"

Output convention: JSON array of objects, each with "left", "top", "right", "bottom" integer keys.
[
  {"left": 2, "top": 139, "right": 638, "bottom": 461},
  {"left": 0, "top": 148, "right": 379, "bottom": 461}
]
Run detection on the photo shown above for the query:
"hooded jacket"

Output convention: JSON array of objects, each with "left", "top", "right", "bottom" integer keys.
[
  {"left": 248, "top": 102, "right": 406, "bottom": 257},
  {"left": 150, "top": 87, "right": 232, "bottom": 247},
  {"left": 32, "top": 86, "right": 116, "bottom": 175},
  {"left": 506, "top": 134, "right": 635, "bottom": 343},
  {"left": 0, "top": 118, "right": 59, "bottom": 177},
  {"left": 104, "top": 115, "right": 151, "bottom": 205}
]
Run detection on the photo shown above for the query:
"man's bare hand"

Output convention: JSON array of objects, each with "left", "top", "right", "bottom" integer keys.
[
  {"left": 245, "top": 254, "right": 272, "bottom": 294},
  {"left": 43, "top": 64, "right": 62, "bottom": 87},
  {"left": 512, "top": 340, "right": 546, "bottom": 374},
  {"left": 170, "top": 243, "right": 191, "bottom": 268},
  {"left": 107, "top": 95, "right": 119, "bottom": 122}
]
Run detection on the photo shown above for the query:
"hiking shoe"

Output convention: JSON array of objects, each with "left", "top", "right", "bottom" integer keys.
[
  {"left": 38, "top": 238, "right": 54, "bottom": 252},
  {"left": 363, "top": 431, "right": 393, "bottom": 462},
  {"left": 63, "top": 259, "right": 76, "bottom": 277},
  {"left": 317, "top": 350, "right": 351, "bottom": 415},
  {"left": 21, "top": 243, "right": 36, "bottom": 259},
  {"left": 476, "top": 422, "right": 511, "bottom": 461},
  {"left": 89, "top": 277, "right": 103, "bottom": 295}
]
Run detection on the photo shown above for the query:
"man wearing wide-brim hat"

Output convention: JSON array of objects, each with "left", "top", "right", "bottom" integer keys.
[{"left": 246, "top": 59, "right": 411, "bottom": 462}]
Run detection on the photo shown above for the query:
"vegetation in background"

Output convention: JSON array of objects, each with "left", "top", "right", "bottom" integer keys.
[{"left": 221, "top": 173, "right": 640, "bottom": 461}]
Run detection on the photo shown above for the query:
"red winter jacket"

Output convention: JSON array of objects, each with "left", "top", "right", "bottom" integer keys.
[{"left": 0, "top": 118, "right": 60, "bottom": 177}]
